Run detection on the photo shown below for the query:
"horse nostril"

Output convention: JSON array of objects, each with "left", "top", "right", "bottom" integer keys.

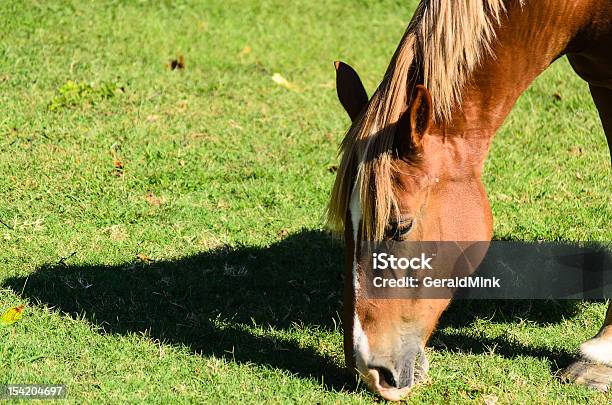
[{"left": 374, "top": 366, "right": 398, "bottom": 388}]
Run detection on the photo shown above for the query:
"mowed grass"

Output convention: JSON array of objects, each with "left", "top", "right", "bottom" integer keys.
[{"left": 0, "top": 0, "right": 610, "bottom": 403}]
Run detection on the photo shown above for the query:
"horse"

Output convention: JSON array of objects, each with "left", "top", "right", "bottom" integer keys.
[{"left": 327, "top": 0, "right": 612, "bottom": 400}]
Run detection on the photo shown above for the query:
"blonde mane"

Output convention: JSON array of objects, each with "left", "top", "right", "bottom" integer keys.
[{"left": 327, "top": 0, "right": 508, "bottom": 240}]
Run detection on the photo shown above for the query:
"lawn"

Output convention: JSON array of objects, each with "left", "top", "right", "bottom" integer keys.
[{"left": 0, "top": 0, "right": 610, "bottom": 403}]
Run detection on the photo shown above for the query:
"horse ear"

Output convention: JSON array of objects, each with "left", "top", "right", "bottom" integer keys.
[
  {"left": 409, "top": 85, "right": 432, "bottom": 146},
  {"left": 335, "top": 61, "right": 368, "bottom": 122}
]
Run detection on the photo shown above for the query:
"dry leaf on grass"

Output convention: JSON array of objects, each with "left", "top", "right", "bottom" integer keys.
[
  {"left": 168, "top": 55, "right": 185, "bottom": 70},
  {"left": 1, "top": 305, "right": 25, "bottom": 326},
  {"left": 111, "top": 159, "right": 124, "bottom": 177},
  {"left": 136, "top": 253, "right": 153, "bottom": 264}
]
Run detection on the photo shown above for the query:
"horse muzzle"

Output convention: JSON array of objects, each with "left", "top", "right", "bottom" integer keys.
[{"left": 358, "top": 343, "right": 429, "bottom": 401}]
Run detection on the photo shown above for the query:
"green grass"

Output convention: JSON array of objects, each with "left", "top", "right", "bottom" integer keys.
[{"left": 0, "top": 0, "right": 610, "bottom": 403}]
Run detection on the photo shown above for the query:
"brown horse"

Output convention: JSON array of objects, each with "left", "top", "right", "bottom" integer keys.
[{"left": 328, "top": 0, "right": 612, "bottom": 400}]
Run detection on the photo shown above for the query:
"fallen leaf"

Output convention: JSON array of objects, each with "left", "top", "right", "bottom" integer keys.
[
  {"left": 136, "top": 253, "right": 153, "bottom": 264},
  {"left": 169, "top": 55, "right": 185, "bottom": 70},
  {"left": 552, "top": 92, "right": 562, "bottom": 101},
  {"left": 271, "top": 73, "right": 301, "bottom": 92},
  {"left": 111, "top": 159, "right": 124, "bottom": 177},
  {"left": 1, "top": 305, "right": 25, "bottom": 326},
  {"left": 240, "top": 46, "right": 252, "bottom": 56},
  {"left": 146, "top": 114, "right": 159, "bottom": 122}
]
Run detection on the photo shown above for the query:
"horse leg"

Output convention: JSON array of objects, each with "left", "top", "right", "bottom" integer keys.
[
  {"left": 587, "top": 85, "right": 612, "bottom": 161},
  {"left": 561, "top": 83, "right": 612, "bottom": 392}
]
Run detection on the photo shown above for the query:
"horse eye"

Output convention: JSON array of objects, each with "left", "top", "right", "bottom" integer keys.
[{"left": 387, "top": 217, "right": 414, "bottom": 240}]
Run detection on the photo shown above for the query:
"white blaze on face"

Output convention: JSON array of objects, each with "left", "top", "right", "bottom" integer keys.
[
  {"left": 353, "top": 313, "right": 370, "bottom": 373},
  {"left": 350, "top": 183, "right": 370, "bottom": 374}
]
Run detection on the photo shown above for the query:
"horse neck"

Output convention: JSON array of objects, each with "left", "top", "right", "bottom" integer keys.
[{"left": 428, "top": 0, "right": 597, "bottom": 172}]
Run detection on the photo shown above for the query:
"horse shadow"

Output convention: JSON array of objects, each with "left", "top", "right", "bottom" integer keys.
[{"left": 1, "top": 230, "right": 601, "bottom": 389}]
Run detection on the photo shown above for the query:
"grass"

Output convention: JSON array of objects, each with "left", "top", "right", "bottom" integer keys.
[{"left": 0, "top": 0, "right": 610, "bottom": 403}]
